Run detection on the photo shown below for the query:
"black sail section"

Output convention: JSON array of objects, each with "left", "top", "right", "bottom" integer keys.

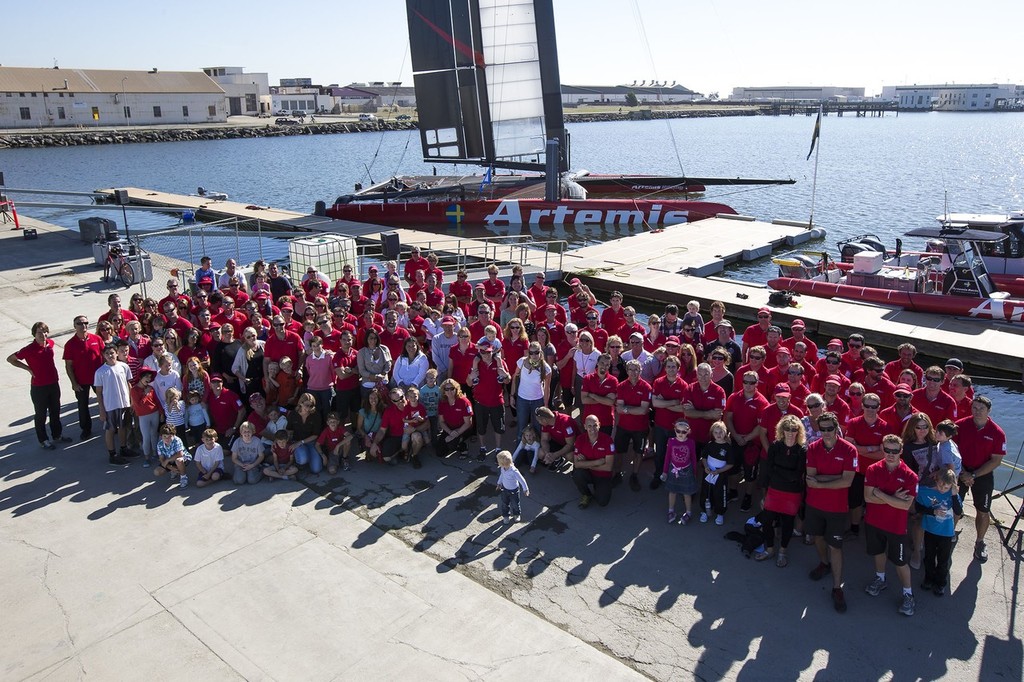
[
  {"left": 407, "top": 0, "right": 494, "bottom": 165},
  {"left": 407, "top": 0, "right": 566, "bottom": 173}
]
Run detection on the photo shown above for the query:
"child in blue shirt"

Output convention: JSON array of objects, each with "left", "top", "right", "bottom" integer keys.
[{"left": 914, "top": 468, "right": 962, "bottom": 596}]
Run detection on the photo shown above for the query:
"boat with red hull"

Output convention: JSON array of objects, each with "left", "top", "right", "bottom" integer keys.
[
  {"left": 768, "top": 227, "right": 1024, "bottom": 324},
  {"left": 320, "top": 0, "right": 790, "bottom": 228}
]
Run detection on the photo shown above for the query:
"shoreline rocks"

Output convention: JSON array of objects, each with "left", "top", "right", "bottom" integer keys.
[{"left": 0, "top": 121, "right": 417, "bottom": 149}]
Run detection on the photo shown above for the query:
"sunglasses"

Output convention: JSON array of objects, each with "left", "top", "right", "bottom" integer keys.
[
  {"left": 586, "top": 316, "right": 597, "bottom": 321},
  {"left": 782, "top": 426, "right": 799, "bottom": 433},
  {"left": 273, "top": 323, "right": 285, "bottom": 328},
  {"left": 675, "top": 429, "right": 690, "bottom": 435},
  {"left": 818, "top": 425, "right": 837, "bottom": 433},
  {"left": 683, "top": 327, "right": 694, "bottom": 332},
  {"left": 742, "top": 380, "right": 758, "bottom": 385},
  {"left": 848, "top": 392, "right": 863, "bottom": 397},
  {"left": 863, "top": 403, "right": 880, "bottom": 409},
  {"left": 757, "top": 314, "right": 770, "bottom": 319},
  {"left": 883, "top": 447, "right": 901, "bottom": 455},
  {"left": 849, "top": 343, "right": 863, "bottom": 348},
  {"left": 749, "top": 355, "right": 765, "bottom": 360},
  {"left": 807, "top": 403, "right": 823, "bottom": 409},
  {"left": 826, "top": 359, "right": 840, "bottom": 364},
  {"left": 608, "top": 345, "right": 622, "bottom": 349},
  {"left": 926, "top": 377, "right": 943, "bottom": 383},
  {"left": 529, "top": 350, "right": 540, "bottom": 355},
  {"left": 711, "top": 356, "right": 725, "bottom": 361},
  {"left": 788, "top": 369, "right": 802, "bottom": 375}
]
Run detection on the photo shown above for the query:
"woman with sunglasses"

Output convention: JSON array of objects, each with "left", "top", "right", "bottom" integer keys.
[
  {"left": 706, "top": 348, "right": 733, "bottom": 395},
  {"left": 755, "top": 415, "right": 807, "bottom": 566},
  {"left": 357, "top": 329, "right": 392, "bottom": 400},
  {"left": 436, "top": 379, "right": 474, "bottom": 459},
  {"left": 128, "top": 294, "right": 146, "bottom": 319},
  {"left": 511, "top": 341, "right": 550, "bottom": 441},
  {"left": 231, "top": 326, "right": 265, "bottom": 398}
]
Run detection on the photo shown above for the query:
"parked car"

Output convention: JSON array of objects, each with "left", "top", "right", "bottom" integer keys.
[
  {"left": 275, "top": 118, "right": 299, "bottom": 126},
  {"left": 275, "top": 110, "right": 289, "bottom": 116},
  {"left": 396, "top": 114, "right": 411, "bottom": 121},
  {"left": 358, "top": 113, "right": 377, "bottom": 122}
]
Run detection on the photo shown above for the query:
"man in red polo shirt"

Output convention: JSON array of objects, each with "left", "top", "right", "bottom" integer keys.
[
  {"left": 482, "top": 264, "right": 506, "bottom": 309},
  {"left": 331, "top": 330, "right": 361, "bottom": 428},
  {"left": 403, "top": 245, "right": 430, "bottom": 284},
  {"left": 536, "top": 406, "right": 578, "bottom": 471},
  {"left": 63, "top": 314, "right": 106, "bottom": 439},
  {"left": 379, "top": 310, "right": 411, "bottom": 363},
  {"left": 263, "top": 315, "right": 304, "bottom": 377},
  {"left": 206, "top": 374, "right": 244, "bottom": 442},
  {"left": 724, "top": 369, "right": 769, "bottom": 506},
  {"left": 954, "top": 396, "right": 1006, "bottom": 564},
  {"left": 741, "top": 308, "right": 772, "bottom": 360},
  {"left": 735, "top": 345, "right": 770, "bottom": 397},
  {"left": 912, "top": 366, "right": 958, "bottom": 426},
  {"left": 599, "top": 291, "right": 627, "bottom": 335},
  {"left": 572, "top": 414, "right": 615, "bottom": 508},
  {"left": 581, "top": 353, "right": 618, "bottom": 434},
  {"left": 758, "top": 385, "right": 805, "bottom": 453},
  {"left": 781, "top": 318, "right": 818, "bottom": 357},
  {"left": 805, "top": 411, "right": 858, "bottom": 613},
  {"left": 863, "top": 434, "right": 919, "bottom": 617},
  {"left": 884, "top": 342, "right": 924, "bottom": 386},
  {"left": 614, "top": 359, "right": 651, "bottom": 491},
  {"left": 528, "top": 272, "right": 549, "bottom": 308},
  {"left": 845, "top": 392, "right": 891, "bottom": 539},
  {"left": 470, "top": 339, "right": 509, "bottom": 459}
]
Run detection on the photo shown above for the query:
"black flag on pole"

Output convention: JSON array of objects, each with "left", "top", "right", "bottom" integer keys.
[{"left": 806, "top": 107, "right": 821, "bottom": 161}]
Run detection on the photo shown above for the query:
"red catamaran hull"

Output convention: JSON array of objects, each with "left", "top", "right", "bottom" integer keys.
[
  {"left": 768, "top": 277, "right": 1024, "bottom": 323},
  {"left": 325, "top": 198, "right": 736, "bottom": 227}
]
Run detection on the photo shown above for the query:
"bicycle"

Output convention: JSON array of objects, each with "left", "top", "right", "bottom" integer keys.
[{"left": 103, "top": 242, "right": 135, "bottom": 287}]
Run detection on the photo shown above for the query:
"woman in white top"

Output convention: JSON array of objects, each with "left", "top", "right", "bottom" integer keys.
[
  {"left": 511, "top": 341, "right": 551, "bottom": 440},
  {"left": 572, "top": 331, "right": 601, "bottom": 409},
  {"left": 393, "top": 337, "right": 429, "bottom": 389}
]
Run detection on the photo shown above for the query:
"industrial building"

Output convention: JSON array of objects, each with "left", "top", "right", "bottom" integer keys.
[
  {"left": 561, "top": 83, "right": 699, "bottom": 106},
  {"left": 729, "top": 86, "right": 866, "bottom": 102},
  {"left": 202, "top": 66, "right": 270, "bottom": 116},
  {"left": 880, "top": 83, "right": 1023, "bottom": 111},
  {"left": 0, "top": 66, "right": 226, "bottom": 128}
]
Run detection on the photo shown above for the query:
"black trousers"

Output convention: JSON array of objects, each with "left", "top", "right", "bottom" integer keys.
[
  {"left": 572, "top": 468, "right": 613, "bottom": 506},
  {"left": 762, "top": 509, "right": 796, "bottom": 550},
  {"left": 73, "top": 384, "right": 96, "bottom": 435},
  {"left": 700, "top": 475, "right": 729, "bottom": 515},
  {"left": 924, "top": 532, "right": 953, "bottom": 587},
  {"left": 30, "top": 383, "right": 63, "bottom": 443}
]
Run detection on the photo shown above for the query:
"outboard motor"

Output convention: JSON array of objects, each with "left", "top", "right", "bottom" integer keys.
[
  {"left": 335, "top": 195, "right": 354, "bottom": 205},
  {"left": 840, "top": 235, "right": 887, "bottom": 262}
]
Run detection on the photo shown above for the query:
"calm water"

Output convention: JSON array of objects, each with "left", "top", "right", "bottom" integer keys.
[{"left": 6, "top": 113, "right": 1024, "bottom": 493}]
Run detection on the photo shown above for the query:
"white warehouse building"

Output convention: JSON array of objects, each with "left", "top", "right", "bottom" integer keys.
[
  {"left": 0, "top": 66, "right": 227, "bottom": 128},
  {"left": 881, "top": 83, "right": 1022, "bottom": 111}
]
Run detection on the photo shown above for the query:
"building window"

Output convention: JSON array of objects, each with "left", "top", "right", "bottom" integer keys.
[
  {"left": 31, "top": 92, "right": 37, "bottom": 97},
  {"left": 124, "top": 106, "right": 131, "bottom": 119},
  {"left": 153, "top": 106, "right": 162, "bottom": 118},
  {"left": 57, "top": 106, "right": 66, "bottom": 119},
  {"left": 208, "top": 105, "right": 216, "bottom": 116},
  {"left": 246, "top": 94, "right": 257, "bottom": 111},
  {"left": 19, "top": 92, "right": 25, "bottom": 97},
  {"left": 19, "top": 107, "right": 30, "bottom": 120},
  {"left": 182, "top": 105, "right": 189, "bottom": 117}
]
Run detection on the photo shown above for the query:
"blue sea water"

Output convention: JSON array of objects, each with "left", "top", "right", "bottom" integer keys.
[{"left": 5, "top": 113, "right": 1024, "bottom": 492}]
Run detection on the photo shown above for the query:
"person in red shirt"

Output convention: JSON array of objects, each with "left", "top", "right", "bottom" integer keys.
[
  {"left": 735, "top": 345, "right": 770, "bottom": 397},
  {"left": 379, "top": 310, "right": 411, "bottom": 363},
  {"left": 403, "top": 245, "right": 430, "bottom": 284},
  {"left": 572, "top": 414, "right": 615, "bottom": 508},
  {"left": 534, "top": 289, "right": 568, "bottom": 325},
  {"left": 884, "top": 342, "right": 924, "bottom": 385},
  {"left": 790, "top": 341, "right": 817, "bottom": 386},
  {"left": 911, "top": 366, "right": 958, "bottom": 426},
  {"left": 758, "top": 385, "right": 805, "bottom": 454},
  {"left": 206, "top": 375, "right": 244, "bottom": 441},
  {"left": 859, "top": 357, "right": 895, "bottom": 408},
  {"left": 724, "top": 369, "right": 769, "bottom": 505},
  {"left": 781, "top": 318, "right": 818, "bottom": 357},
  {"left": 701, "top": 301, "right": 730, "bottom": 344},
  {"left": 375, "top": 387, "right": 409, "bottom": 463},
  {"left": 684, "top": 363, "right": 727, "bottom": 446},
  {"left": 337, "top": 263, "right": 361, "bottom": 297},
  {"left": 863, "top": 434, "right": 919, "bottom": 616},
  {"left": 482, "top": 264, "right": 506, "bottom": 309},
  {"left": 63, "top": 314, "right": 106, "bottom": 439},
  {"left": 880, "top": 383, "right": 915, "bottom": 430},
  {"left": 527, "top": 272, "right": 549, "bottom": 308},
  {"left": 841, "top": 333, "right": 865, "bottom": 372},
  {"left": 954, "top": 396, "right": 1007, "bottom": 564},
  {"left": 650, "top": 356, "right": 688, "bottom": 490},
  {"left": 805, "top": 411, "right": 858, "bottom": 613},
  {"left": 581, "top": 354, "right": 618, "bottom": 434},
  {"left": 599, "top": 291, "right": 627, "bottom": 335},
  {"left": 536, "top": 406, "right": 578, "bottom": 471},
  {"left": 947, "top": 374, "right": 974, "bottom": 418},
  {"left": 437, "top": 379, "right": 474, "bottom": 459},
  {"left": 469, "top": 339, "right": 509, "bottom": 459},
  {"left": 9, "top": 321, "right": 70, "bottom": 449},
  {"left": 317, "top": 411, "right": 354, "bottom": 474},
  {"left": 845, "top": 393, "right": 892, "bottom": 538},
  {"left": 264, "top": 314, "right": 305, "bottom": 377},
  {"left": 614, "top": 360, "right": 651, "bottom": 491},
  {"left": 99, "top": 293, "right": 139, "bottom": 326},
  {"left": 741, "top": 307, "right": 772, "bottom": 360},
  {"left": 331, "top": 330, "right": 361, "bottom": 428},
  {"left": 821, "top": 376, "right": 852, "bottom": 428}
]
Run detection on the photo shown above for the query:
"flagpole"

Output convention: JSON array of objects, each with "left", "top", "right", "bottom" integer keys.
[{"left": 808, "top": 103, "right": 822, "bottom": 228}]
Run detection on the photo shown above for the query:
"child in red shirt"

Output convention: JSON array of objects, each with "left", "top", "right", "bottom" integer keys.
[{"left": 317, "top": 411, "right": 354, "bottom": 474}]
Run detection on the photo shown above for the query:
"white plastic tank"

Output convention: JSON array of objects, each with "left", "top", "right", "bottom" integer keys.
[{"left": 288, "top": 234, "right": 359, "bottom": 282}]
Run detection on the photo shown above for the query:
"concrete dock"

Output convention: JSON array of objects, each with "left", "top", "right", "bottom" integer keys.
[{"left": 1, "top": 213, "right": 1022, "bottom": 681}]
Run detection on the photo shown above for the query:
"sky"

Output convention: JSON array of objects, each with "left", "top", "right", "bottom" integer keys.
[{"left": 4, "top": 0, "right": 1021, "bottom": 98}]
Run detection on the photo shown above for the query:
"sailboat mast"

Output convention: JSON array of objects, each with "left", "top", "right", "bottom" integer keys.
[{"left": 808, "top": 103, "right": 823, "bottom": 228}]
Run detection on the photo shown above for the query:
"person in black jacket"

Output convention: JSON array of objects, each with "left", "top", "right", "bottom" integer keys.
[{"left": 755, "top": 414, "right": 808, "bottom": 567}]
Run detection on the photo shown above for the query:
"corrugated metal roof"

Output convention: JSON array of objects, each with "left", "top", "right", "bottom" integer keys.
[{"left": 0, "top": 67, "right": 224, "bottom": 94}]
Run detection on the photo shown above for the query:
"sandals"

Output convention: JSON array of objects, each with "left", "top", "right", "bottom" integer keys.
[
  {"left": 754, "top": 550, "right": 775, "bottom": 562},
  {"left": 776, "top": 553, "right": 788, "bottom": 568}
]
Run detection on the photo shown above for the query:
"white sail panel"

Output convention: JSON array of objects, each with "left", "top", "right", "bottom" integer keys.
[{"left": 479, "top": 0, "right": 548, "bottom": 165}]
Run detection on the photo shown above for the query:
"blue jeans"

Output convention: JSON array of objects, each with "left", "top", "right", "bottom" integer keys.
[
  {"left": 515, "top": 396, "right": 544, "bottom": 441},
  {"left": 500, "top": 487, "right": 522, "bottom": 518},
  {"left": 294, "top": 442, "right": 323, "bottom": 474}
]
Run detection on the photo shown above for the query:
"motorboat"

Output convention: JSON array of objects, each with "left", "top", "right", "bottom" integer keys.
[
  {"left": 934, "top": 210, "right": 1024, "bottom": 294},
  {"left": 768, "top": 226, "right": 1024, "bottom": 324}
]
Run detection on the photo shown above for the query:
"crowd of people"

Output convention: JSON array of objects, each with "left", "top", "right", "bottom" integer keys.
[{"left": 7, "top": 249, "right": 1008, "bottom": 617}]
